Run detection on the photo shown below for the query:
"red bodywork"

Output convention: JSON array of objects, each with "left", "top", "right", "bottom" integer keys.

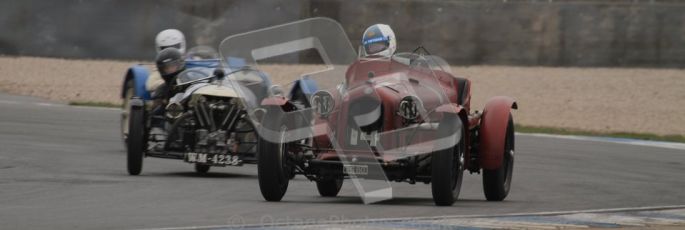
[
  {"left": 312, "top": 57, "right": 483, "bottom": 168},
  {"left": 306, "top": 55, "right": 514, "bottom": 174}
]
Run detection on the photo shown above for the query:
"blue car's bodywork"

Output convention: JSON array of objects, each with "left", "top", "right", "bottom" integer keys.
[
  {"left": 122, "top": 59, "right": 221, "bottom": 101},
  {"left": 121, "top": 58, "right": 317, "bottom": 102},
  {"left": 185, "top": 59, "right": 221, "bottom": 69}
]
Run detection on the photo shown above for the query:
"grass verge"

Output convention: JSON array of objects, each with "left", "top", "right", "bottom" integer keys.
[
  {"left": 516, "top": 124, "right": 685, "bottom": 143},
  {"left": 68, "top": 101, "right": 121, "bottom": 108}
]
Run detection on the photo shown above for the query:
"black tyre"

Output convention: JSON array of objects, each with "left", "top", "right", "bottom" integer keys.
[
  {"left": 127, "top": 104, "right": 145, "bottom": 175},
  {"left": 121, "top": 80, "right": 134, "bottom": 144},
  {"left": 195, "top": 164, "right": 211, "bottom": 174},
  {"left": 316, "top": 178, "right": 343, "bottom": 197},
  {"left": 257, "top": 110, "right": 292, "bottom": 202},
  {"left": 431, "top": 115, "right": 466, "bottom": 206},
  {"left": 483, "top": 113, "right": 515, "bottom": 201}
]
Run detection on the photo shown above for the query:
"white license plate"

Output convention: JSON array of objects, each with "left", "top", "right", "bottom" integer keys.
[
  {"left": 185, "top": 153, "right": 240, "bottom": 165},
  {"left": 343, "top": 164, "right": 369, "bottom": 175}
]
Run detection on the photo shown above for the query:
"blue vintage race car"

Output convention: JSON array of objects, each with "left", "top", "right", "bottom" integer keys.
[{"left": 120, "top": 55, "right": 318, "bottom": 174}]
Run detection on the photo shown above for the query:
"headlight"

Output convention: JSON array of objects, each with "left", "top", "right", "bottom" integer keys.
[
  {"left": 166, "top": 102, "right": 185, "bottom": 119},
  {"left": 311, "top": 90, "right": 335, "bottom": 117},
  {"left": 398, "top": 96, "right": 422, "bottom": 120}
]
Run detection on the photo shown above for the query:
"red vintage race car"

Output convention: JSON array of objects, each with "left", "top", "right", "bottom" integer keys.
[
  {"left": 219, "top": 17, "right": 516, "bottom": 206},
  {"left": 257, "top": 52, "right": 516, "bottom": 206}
]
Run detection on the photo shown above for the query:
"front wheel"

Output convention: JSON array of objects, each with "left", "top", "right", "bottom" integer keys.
[
  {"left": 257, "top": 110, "right": 291, "bottom": 201},
  {"left": 483, "top": 113, "right": 515, "bottom": 201},
  {"left": 127, "top": 103, "right": 146, "bottom": 175},
  {"left": 195, "top": 164, "right": 210, "bottom": 174},
  {"left": 316, "top": 178, "right": 343, "bottom": 197},
  {"left": 431, "top": 116, "right": 466, "bottom": 206}
]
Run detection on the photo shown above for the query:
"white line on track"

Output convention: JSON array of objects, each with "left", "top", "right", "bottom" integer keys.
[
  {"left": 68, "top": 105, "right": 120, "bottom": 111},
  {"left": 0, "top": 98, "right": 119, "bottom": 111},
  {"left": 0, "top": 99, "right": 20, "bottom": 104},
  {"left": 518, "top": 132, "right": 685, "bottom": 151},
  {"left": 135, "top": 205, "right": 685, "bottom": 230},
  {"left": 35, "top": 102, "right": 61, "bottom": 107}
]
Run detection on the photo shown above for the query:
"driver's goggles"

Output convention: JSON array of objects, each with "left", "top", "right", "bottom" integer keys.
[
  {"left": 158, "top": 43, "right": 182, "bottom": 52},
  {"left": 159, "top": 61, "right": 182, "bottom": 75},
  {"left": 364, "top": 39, "right": 389, "bottom": 55}
]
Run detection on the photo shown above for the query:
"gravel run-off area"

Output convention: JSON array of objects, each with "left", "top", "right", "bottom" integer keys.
[{"left": 0, "top": 56, "right": 683, "bottom": 136}]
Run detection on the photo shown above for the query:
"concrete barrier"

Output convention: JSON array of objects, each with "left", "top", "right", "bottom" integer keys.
[
  {"left": 0, "top": 0, "right": 305, "bottom": 60},
  {"left": 1, "top": 0, "right": 684, "bottom": 67}
]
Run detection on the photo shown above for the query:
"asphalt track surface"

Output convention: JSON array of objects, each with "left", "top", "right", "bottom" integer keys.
[{"left": 0, "top": 93, "right": 684, "bottom": 229}]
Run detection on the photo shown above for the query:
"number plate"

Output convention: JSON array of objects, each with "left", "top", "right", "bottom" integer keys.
[
  {"left": 185, "top": 153, "right": 241, "bottom": 166},
  {"left": 343, "top": 164, "right": 369, "bottom": 175}
]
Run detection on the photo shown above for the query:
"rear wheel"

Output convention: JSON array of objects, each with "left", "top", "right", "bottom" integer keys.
[
  {"left": 257, "top": 110, "right": 292, "bottom": 201},
  {"left": 316, "top": 178, "right": 343, "bottom": 197},
  {"left": 195, "top": 164, "right": 210, "bottom": 174},
  {"left": 127, "top": 103, "right": 145, "bottom": 175},
  {"left": 431, "top": 116, "right": 466, "bottom": 206},
  {"left": 483, "top": 113, "right": 515, "bottom": 201}
]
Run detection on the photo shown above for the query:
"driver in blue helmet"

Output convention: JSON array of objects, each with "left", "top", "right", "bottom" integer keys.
[{"left": 360, "top": 24, "right": 397, "bottom": 58}]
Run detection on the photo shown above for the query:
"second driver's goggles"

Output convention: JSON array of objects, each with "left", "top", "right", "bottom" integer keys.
[
  {"left": 158, "top": 43, "right": 182, "bottom": 52},
  {"left": 363, "top": 36, "right": 389, "bottom": 55},
  {"left": 158, "top": 58, "right": 184, "bottom": 75}
]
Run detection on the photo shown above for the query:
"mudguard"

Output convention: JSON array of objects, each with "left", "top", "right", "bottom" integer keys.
[
  {"left": 479, "top": 96, "right": 517, "bottom": 170},
  {"left": 122, "top": 65, "right": 151, "bottom": 100}
]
